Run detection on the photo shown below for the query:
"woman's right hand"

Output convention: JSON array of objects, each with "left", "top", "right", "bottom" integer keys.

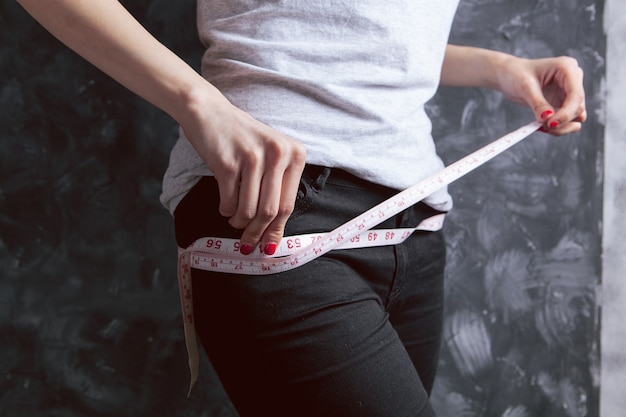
[
  {"left": 180, "top": 89, "right": 307, "bottom": 256},
  {"left": 16, "top": 0, "right": 307, "bottom": 256}
]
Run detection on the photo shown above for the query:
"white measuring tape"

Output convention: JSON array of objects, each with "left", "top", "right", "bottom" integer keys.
[{"left": 177, "top": 121, "right": 541, "bottom": 392}]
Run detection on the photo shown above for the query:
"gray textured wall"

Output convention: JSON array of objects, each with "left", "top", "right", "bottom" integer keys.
[
  {"left": 0, "top": 1, "right": 606, "bottom": 416},
  {"left": 429, "top": 1, "right": 604, "bottom": 416}
]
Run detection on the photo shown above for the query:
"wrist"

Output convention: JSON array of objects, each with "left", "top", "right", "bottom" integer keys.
[
  {"left": 488, "top": 52, "right": 523, "bottom": 92},
  {"left": 168, "top": 77, "right": 230, "bottom": 128},
  {"left": 478, "top": 49, "right": 516, "bottom": 91}
]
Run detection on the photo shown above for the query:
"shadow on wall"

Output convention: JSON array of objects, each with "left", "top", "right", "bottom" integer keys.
[{"left": 0, "top": 0, "right": 604, "bottom": 416}]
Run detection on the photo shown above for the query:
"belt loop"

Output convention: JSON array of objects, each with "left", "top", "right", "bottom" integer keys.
[
  {"left": 314, "top": 167, "right": 331, "bottom": 190},
  {"left": 303, "top": 165, "right": 332, "bottom": 191}
]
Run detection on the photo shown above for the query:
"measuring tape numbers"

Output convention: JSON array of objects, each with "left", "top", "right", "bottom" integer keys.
[{"left": 177, "top": 121, "right": 542, "bottom": 391}]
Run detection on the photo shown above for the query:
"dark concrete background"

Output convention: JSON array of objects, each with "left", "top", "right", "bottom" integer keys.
[{"left": 0, "top": 0, "right": 605, "bottom": 416}]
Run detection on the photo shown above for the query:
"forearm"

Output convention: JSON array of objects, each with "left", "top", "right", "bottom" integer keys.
[
  {"left": 440, "top": 44, "right": 514, "bottom": 90},
  {"left": 16, "top": 0, "right": 224, "bottom": 124}
]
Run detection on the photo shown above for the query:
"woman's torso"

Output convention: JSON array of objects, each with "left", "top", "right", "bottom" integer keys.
[{"left": 160, "top": 0, "right": 459, "bottom": 213}]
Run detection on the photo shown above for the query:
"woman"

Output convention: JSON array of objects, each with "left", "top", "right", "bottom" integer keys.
[{"left": 17, "top": 1, "right": 586, "bottom": 416}]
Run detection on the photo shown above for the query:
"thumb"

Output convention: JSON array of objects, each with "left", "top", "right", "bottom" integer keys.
[{"left": 523, "top": 79, "right": 556, "bottom": 125}]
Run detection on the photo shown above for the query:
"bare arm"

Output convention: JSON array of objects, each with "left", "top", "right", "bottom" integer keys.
[
  {"left": 441, "top": 44, "right": 586, "bottom": 135},
  {"left": 16, "top": 0, "right": 306, "bottom": 254},
  {"left": 16, "top": 0, "right": 217, "bottom": 122},
  {"left": 440, "top": 45, "right": 507, "bottom": 89}
]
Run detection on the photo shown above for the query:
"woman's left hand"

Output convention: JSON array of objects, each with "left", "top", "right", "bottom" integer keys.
[{"left": 495, "top": 55, "right": 587, "bottom": 135}]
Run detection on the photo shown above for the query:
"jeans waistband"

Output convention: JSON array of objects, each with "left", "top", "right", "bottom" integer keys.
[
  {"left": 302, "top": 164, "right": 399, "bottom": 194},
  {"left": 300, "top": 164, "right": 444, "bottom": 227}
]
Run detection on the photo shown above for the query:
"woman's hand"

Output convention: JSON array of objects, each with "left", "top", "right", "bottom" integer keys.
[
  {"left": 441, "top": 45, "right": 586, "bottom": 134},
  {"left": 494, "top": 55, "right": 587, "bottom": 135},
  {"left": 180, "top": 89, "right": 307, "bottom": 256}
]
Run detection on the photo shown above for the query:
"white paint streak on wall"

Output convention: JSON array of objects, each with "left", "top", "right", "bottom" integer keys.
[
  {"left": 484, "top": 249, "right": 533, "bottom": 323},
  {"left": 502, "top": 405, "right": 530, "bottom": 417},
  {"left": 444, "top": 310, "right": 493, "bottom": 377},
  {"left": 601, "top": 1, "right": 626, "bottom": 416},
  {"left": 532, "top": 231, "right": 598, "bottom": 351}
]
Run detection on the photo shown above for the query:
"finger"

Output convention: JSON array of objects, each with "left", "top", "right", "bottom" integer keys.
[
  {"left": 228, "top": 163, "right": 262, "bottom": 232},
  {"left": 547, "top": 99, "right": 586, "bottom": 133},
  {"left": 259, "top": 163, "right": 304, "bottom": 256},
  {"left": 238, "top": 164, "right": 284, "bottom": 254},
  {"left": 541, "top": 121, "right": 583, "bottom": 137},
  {"left": 551, "top": 60, "right": 586, "bottom": 127},
  {"left": 551, "top": 94, "right": 586, "bottom": 128},
  {"left": 215, "top": 164, "right": 240, "bottom": 218},
  {"left": 519, "top": 76, "right": 556, "bottom": 125},
  {"left": 574, "top": 108, "right": 588, "bottom": 123},
  {"left": 538, "top": 100, "right": 584, "bottom": 135}
]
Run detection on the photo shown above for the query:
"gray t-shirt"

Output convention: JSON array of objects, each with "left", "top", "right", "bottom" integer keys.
[{"left": 160, "top": 0, "right": 459, "bottom": 214}]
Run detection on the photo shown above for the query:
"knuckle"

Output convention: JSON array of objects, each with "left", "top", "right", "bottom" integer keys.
[
  {"left": 258, "top": 205, "right": 279, "bottom": 221},
  {"left": 219, "top": 203, "right": 236, "bottom": 217},
  {"left": 557, "top": 56, "right": 585, "bottom": 81},
  {"left": 554, "top": 56, "right": 581, "bottom": 74},
  {"left": 264, "top": 140, "right": 307, "bottom": 170},
  {"left": 213, "top": 165, "right": 238, "bottom": 184},
  {"left": 264, "top": 140, "right": 285, "bottom": 165},
  {"left": 292, "top": 143, "right": 307, "bottom": 165},
  {"left": 557, "top": 56, "right": 579, "bottom": 67},
  {"left": 229, "top": 209, "right": 256, "bottom": 229},
  {"left": 221, "top": 161, "right": 239, "bottom": 177},
  {"left": 576, "top": 64, "right": 585, "bottom": 76},
  {"left": 239, "top": 208, "right": 257, "bottom": 222},
  {"left": 228, "top": 217, "right": 246, "bottom": 230},
  {"left": 242, "top": 148, "right": 262, "bottom": 168},
  {"left": 278, "top": 201, "right": 295, "bottom": 218}
]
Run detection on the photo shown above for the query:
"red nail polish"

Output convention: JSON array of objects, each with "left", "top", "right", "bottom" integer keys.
[
  {"left": 538, "top": 126, "right": 549, "bottom": 133},
  {"left": 264, "top": 243, "right": 277, "bottom": 256},
  {"left": 541, "top": 110, "right": 554, "bottom": 119},
  {"left": 240, "top": 244, "right": 254, "bottom": 255},
  {"left": 549, "top": 121, "right": 559, "bottom": 129}
]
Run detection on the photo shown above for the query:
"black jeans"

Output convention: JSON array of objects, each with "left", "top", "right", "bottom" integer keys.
[{"left": 174, "top": 166, "right": 446, "bottom": 417}]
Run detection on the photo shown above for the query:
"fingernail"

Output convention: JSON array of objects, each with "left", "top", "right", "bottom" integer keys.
[
  {"left": 240, "top": 244, "right": 254, "bottom": 255},
  {"left": 538, "top": 126, "right": 549, "bottom": 133},
  {"left": 264, "top": 243, "right": 277, "bottom": 256},
  {"left": 549, "top": 121, "right": 559, "bottom": 129},
  {"left": 541, "top": 110, "right": 554, "bottom": 119}
]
